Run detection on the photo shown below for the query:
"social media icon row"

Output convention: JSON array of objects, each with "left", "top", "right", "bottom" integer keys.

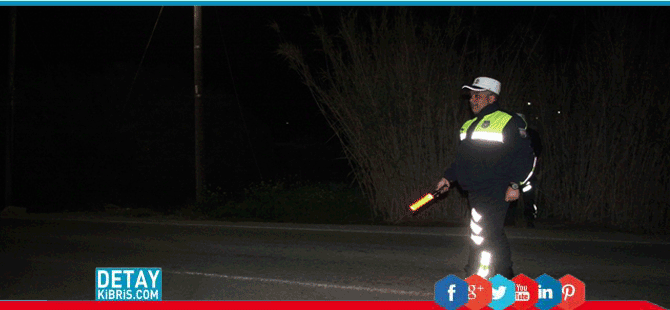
[{"left": 434, "top": 274, "right": 585, "bottom": 310}]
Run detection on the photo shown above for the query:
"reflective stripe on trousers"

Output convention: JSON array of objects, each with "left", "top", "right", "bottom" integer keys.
[
  {"left": 470, "top": 208, "right": 491, "bottom": 278},
  {"left": 465, "top": 189, "right": 513, "bottom": 279}
]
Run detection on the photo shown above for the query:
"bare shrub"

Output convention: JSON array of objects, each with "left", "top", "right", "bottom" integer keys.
[
  {"left": 538, "top": 8, "right": 670, "bottom": 233},
  {"left": 277, "top": 8, "right": 669, "bottom": 233},
  {"left": 277, "top": 8, "right": 541, "bottom": 223}
]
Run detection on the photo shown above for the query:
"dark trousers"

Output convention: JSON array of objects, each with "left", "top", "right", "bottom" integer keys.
[
  {"left": 464, "top": 187, "right": 514, "bottom": 279},
  {"left": 506, "top": 176, "right": 538, "bottom": 227},
  {"left": 522, "top": 184, "right": 537, "bottom": 225}
]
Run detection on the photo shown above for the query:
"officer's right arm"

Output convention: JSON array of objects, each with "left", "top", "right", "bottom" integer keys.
[
  {"left": 438, "top": 162, "right": 457, "bottom": 192},
  {"left": 443, "top": 161, "right": 457, "bottom": 183}
]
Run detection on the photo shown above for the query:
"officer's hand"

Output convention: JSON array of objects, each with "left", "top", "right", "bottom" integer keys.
[
  {"left": 436, "top": 178, "right": 450, "bottom": 194},
  {"left": 505, "top": 186, "right": 520, "bottom": 202}
]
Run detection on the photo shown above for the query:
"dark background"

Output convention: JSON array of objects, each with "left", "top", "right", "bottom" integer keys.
[{"left": 0, "top": 6, "right": 654, "bottom": 212}]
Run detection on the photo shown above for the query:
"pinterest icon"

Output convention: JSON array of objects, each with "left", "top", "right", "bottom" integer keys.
[{"left": 558, "top": 274, "right": 585, "bottom": 310}]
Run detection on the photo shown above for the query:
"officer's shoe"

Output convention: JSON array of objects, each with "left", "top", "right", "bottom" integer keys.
[
  {"left": 525, "top": 217, "right": 535, "bottom": 228},
  {"left": 498, "top": 267, "right": 514, "bottom": 279}
]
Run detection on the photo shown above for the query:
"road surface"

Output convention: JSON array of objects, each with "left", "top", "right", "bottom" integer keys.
[{"left": 1, "top": 216, "right": 668, "bottom": 307}]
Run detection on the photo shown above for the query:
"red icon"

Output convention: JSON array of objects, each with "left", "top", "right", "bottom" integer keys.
[
  {"left": 511, "top": 274, "right": 539, "bottom": 310},
  {"left": 558, "top": 274, "right": 586, "bottom": 310},
  {"left": 464, "top": 274, "right": 492, "bottom": 310}
]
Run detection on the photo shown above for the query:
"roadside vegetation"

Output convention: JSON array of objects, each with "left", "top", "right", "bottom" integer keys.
[
  {"left": 8, "top": 8, "right": 668, "bottom": 235},
  {"left": 277, "top": 8, "right": 670, "bottom": 234},
  {"left": 188, "top": 179, "right": 370, "bottom": 224}
]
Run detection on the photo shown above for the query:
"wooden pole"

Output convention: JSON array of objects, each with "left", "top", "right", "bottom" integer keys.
[{"left": 194, "top": 6, "right": 205, "bottom": 203}]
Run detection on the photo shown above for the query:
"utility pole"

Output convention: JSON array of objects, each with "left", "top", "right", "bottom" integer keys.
[
  {"left": 194, "top": 6, "right": 204, "bottom": 203},
  {"left": 6, "top": 7, "right": 17, "bottom": 208}
]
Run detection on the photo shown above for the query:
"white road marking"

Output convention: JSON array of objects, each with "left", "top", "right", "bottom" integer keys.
[
  {"left": 35, "top": 217, "right": 670, "bottom": 245},
  {"left": 168, "top": 270, "right": 433, "bottom": 297}
]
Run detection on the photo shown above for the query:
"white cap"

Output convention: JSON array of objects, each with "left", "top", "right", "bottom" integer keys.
[{"left": 462, "top": 77, "right": 501, "bottom": 95}]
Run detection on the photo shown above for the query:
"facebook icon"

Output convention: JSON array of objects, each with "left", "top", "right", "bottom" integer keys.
[
  {"left": 448, "top": 284, "right": 457, "bottom": 301},
  {"left": 435, "top": 275, "right": 468, "bottom": 310}
]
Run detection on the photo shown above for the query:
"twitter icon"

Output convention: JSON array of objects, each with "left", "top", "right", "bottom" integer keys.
[
  {"left": 492, "top": 285, "right": 506, "bottom": 300},
  {"left": 489, "top": 275, "right": 515, "bottom": 310}
]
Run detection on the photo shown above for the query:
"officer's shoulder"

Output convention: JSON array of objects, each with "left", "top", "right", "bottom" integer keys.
[
  {"left": 497, "top": 109, "right": 527, "bottom": 127},
  {"left": 461, "top": 116, "right": 478, "bottom": 125}
]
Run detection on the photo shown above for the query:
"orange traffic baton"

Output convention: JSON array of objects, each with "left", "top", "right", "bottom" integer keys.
[{"left": 395, "top": 185, "right": 449, "bottom": 224}]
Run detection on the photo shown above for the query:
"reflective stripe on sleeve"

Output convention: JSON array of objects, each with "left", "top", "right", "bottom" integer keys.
[{"left": 520, "top": 156, "right": 537, "bottom": 186}]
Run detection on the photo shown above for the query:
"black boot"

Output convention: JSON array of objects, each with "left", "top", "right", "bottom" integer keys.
[
  {"left": 526, "top": 216, "right": 535, "bottom": 228},
  {"left": 498, "top": 266, "right": 515, "bottom": 279}
]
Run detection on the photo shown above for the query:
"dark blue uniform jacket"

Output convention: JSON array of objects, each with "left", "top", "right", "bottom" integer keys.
[{"left": 443, "top": 103, "right": 535, "bottom": 192}]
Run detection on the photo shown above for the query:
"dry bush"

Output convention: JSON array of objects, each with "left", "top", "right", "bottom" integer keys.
[
  {"left": 278, "top": 8, "right": 543, "bottom": 223},
  {"left": 277, "top": 8, "right": 669, "bottom": 233},
  {"left": 538, "top": 9, "right": 670, "bottom": 233}
]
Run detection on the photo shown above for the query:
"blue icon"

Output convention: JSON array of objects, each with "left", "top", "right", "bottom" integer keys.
[
  {"left": 488, "top": 274, "right": 515, "bottom": 310},
  {"left": 435, "top": 275, "right": 468, "bottom": 310},
  {"left": 535, "top": 274, "right": 562, "bottom": 310}
]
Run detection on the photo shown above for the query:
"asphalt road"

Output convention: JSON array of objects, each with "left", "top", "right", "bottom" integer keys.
[{"left": 1, "top": 216, "right": 669, "bottom": 307}]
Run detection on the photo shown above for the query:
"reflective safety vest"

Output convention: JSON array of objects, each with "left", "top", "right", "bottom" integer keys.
[
  {"left": 445, "top": 105, "right": 536, "bottom": 191},
  {"left": 459, "top": 111, "right": 517, "bottom": 143}
]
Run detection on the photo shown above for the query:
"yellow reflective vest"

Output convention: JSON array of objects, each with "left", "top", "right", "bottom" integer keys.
[
  {"left": 444, "top": 103, "right": 535, "bottom": 192},
  {"left": 459, "top": 111, "right": 514, "bottom": 143}
]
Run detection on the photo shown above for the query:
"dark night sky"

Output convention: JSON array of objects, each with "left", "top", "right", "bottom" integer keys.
[
  {"left": 1, "top": 5, "right": 661, "bottom": 208},
  {"left": 3, "top": 6, "right": 332, "bottom": 134},
  {"left": 1, "top": 6, "right": 585, "bottom": 133},
  {"left": 0, "top": 6, "right": 594, "bottom": 152}
]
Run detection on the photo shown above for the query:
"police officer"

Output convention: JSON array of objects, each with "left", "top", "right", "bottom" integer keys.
[{"left": 435, "top": 77, "right": 535, "bottom": 279}]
